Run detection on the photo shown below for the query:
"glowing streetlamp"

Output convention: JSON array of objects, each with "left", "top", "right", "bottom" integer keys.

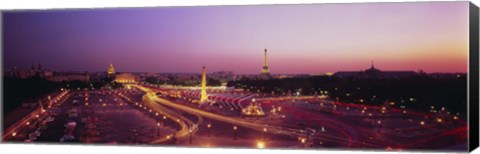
[
  {"left": 453, "top": 116, "right": 459, "bottom": 126},
  {"left": 166, "top": 135, "right": 171, "bottom": 141},
  {"left": 301, "top": 137, "right": 306, "bottom": 148},
  {"left": 377, "top": 120, "right": 382, "bottom": 133},
  {"left": 207, "top": 124, "right": 212, "bottom": 137},
  {"left": 263, "top": 128, "right": 268, "bottom": 141},
  {"left": 233, "top": 126, "right": 238, "bottom": 140},
  {"left": 163, "top": 116, "right": 167, "bottom": 126},
  {"left": 436, "top": 118, "right": 443, "bottom": 129},
  {"left": 381, "top": 110, "right": 386, "bottom": 119},
  {"left": 176, "top": 119, "right": 180, "bottom": 130},
  {"left": 420, "top": 121, "right": 425, "bottom": 133},
  {"left": 157, "top": 122, "right": 161, "bottom": 136},
  {"left": 189, "top": 129, "right": 193, "bottom": 144}
]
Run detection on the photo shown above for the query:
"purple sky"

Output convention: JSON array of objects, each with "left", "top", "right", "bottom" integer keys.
[{"left": 2, "top": 2, "right": 469, "bottom": 74}]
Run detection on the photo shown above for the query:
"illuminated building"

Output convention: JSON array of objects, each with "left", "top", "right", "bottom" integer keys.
[
  {"left": 241, "top": 98, "right": 265, "bottom": 117},
  {"left": 6, "top": 64, "right": 53, "bottom": 79},
  {"left": 200, "top": 66, "right": 208, "bottom": 103},
  {"left": 114, "top": 73, "right": 137, "bottom": 83},
  {"left": 260, "top": 48, "right": 270, "bottom": 75},
  {"left": 107, "top": 63, "right": 115, "bottom": 75}
]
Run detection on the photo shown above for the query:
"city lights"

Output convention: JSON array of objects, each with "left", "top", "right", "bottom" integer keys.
[{"left": 2, "top": 7, "right": 470, "bottom": 150}]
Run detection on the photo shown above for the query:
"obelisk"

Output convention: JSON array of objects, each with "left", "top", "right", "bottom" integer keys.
[{"left": 200, "top": 66, "right": 207, "bottom": 103}]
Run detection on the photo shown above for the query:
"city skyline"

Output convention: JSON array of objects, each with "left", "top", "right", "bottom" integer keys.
[
  {"left": 2, "top": 2, "right": 471, "bottom": 150},
  {"left": 3, "top": 2, "right": 469, "bottom": 74}
]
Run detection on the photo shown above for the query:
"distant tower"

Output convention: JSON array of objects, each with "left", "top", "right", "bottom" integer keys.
[
  {"left": 107, "top": 63, "right": 115, "bottom": 75},
  {"left": 370, "top": 60, "right": 375, "bottom": 69},
  {"left": 260, "top": 48, "right": 270, "bottom": 75},
  {"left": 200, "top": 66, "right": 208, "bottom": 103}
]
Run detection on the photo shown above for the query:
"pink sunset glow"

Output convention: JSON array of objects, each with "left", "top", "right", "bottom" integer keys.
[{"left": 3, "top": 2, "right": 469, "bottom": 74}]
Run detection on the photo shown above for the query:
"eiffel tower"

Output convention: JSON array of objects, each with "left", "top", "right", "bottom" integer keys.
[{"left": 260, "top": 48, "right": 270, "bottom": 75}]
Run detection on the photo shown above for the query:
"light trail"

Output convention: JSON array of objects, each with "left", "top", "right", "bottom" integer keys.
[
  {"left": 133, "top": 85, "right": 321, "bottom": 141},
  {"left": 141, "top": 93, "right": 201, "bottom": 144},
  {"left": 2, "top": 90, "right": 70, "bottom": 141},
  {"left": 116, "top": 91, "right": 200, "bottom": 144}
]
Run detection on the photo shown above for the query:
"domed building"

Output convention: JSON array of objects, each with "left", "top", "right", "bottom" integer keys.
[
  {"left": 107, "top": 63, "right": 115, "bottom": 75},
  {"left": 333, "top": 61, "right": 417, "bottom": 79}
]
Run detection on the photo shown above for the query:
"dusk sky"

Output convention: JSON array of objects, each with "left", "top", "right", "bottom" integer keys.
[{"left": 2, "top": 2, "right": 469, "bottom": 74}]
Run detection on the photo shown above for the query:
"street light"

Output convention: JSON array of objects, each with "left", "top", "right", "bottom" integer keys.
[
  {"left": 233, "top": 126, "right": 238, "bottom": 140},
  {"left": 207, "top": 124, "right": 212, "bottom": 137},
  {"left": 381, "top": 110, "right": 386, "bottom": 119},
  {"left": 301, "top": 137, "right": 306, "bottom": 148},
  {"left": 420, "top": 121, "right": 425, "bottom": 133},
  {"left": 166, "top": 135, "right": 171, "bottom": 141},
  {"left": 163, "top": 116, "right": 167, "bottom": 126},
  {"left": 189, "top": 129, "right": 193, "bottom": 144},
  {"left": 377, "top": 120, "right": 382, "bottom": 133},
  {"left": 453, "top": 116, "right": 459, "bottom": 126},
  {"left": 436, "top": 118, "right": 443, "bottom": 129},
  {"left": 263, "top": 128, "right": 267, "bottom": 141},
  {"left": 176, "top": 119, "right": 180, "bottom": 130},
  {"left": 157, "top": 122, "right": 160, "bottom": 136}
]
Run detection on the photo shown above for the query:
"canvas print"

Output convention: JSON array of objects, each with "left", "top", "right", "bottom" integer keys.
[{"left": 1, "top": 1, "right": 472, "bottom": 152}]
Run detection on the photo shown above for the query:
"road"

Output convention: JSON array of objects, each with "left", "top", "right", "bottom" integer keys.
[
  {"left": 2, "top": 90, "right": 70, "bottom": 141},
  {"left": 133, "top": 84, "right": 339, "bottom": 144},
  {"left": 3, "top": 84, "right": 467, "bottom": 150},
  {"left": 133, "top": 84, "right": 467, "bottom": 150}
]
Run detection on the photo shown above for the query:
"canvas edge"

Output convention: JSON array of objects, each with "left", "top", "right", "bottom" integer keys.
[{"left": 469, "top": 1, "right": 479, "bottom": 152}]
